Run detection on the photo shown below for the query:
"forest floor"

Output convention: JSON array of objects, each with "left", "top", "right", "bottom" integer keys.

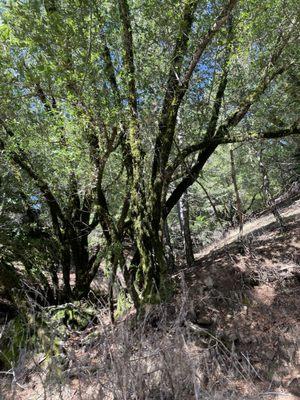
[
  {"left": 194, "top": 198, "right": 300, "bottom": 260},
  {"left": 1, "top": 201, "right": 299, "bottom": 400},
  {"left": 177, "top": 199, "right": 300, "bottom": 399}
]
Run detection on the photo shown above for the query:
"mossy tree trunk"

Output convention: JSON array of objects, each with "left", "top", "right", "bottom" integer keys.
[{"left": 2, "top": 0, "right": 299, "bottom": 315}]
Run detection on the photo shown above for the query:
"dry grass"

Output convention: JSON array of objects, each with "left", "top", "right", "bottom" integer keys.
[
  {"left": 194, "top": 200, "right": 300, "bottom": 259},
  {"left": 0, "top": 286, "right": 264, "bottom": 400},
  {"left": 1, "top": 202, "right": 299, "bottom": 400}
]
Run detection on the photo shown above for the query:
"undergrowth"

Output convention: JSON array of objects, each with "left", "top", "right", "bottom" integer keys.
[{"left": 1, "top": 277, "right": 269, "bottom": 400}]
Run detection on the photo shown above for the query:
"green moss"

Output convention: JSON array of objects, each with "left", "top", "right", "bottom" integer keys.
[
  {"left": 0, "top": 316, "right": 28, "bottom": 369},
  {"left": 45, "top": 302, "right": 96, "bottom": 332},
  {"left": 0, "top": 302, "right": 98, "bottom": 371},
  {"left": 115, "top": 290, "right": 132, "bottom": 318}
]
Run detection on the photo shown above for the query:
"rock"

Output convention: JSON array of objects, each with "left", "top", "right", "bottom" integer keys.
[{"left": 204, "top": 276, "right": 214, "bottom": 288}]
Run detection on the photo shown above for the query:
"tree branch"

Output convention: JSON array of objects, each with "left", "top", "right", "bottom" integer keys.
[
  {"left": 164, "top": 123, "right": 299, "bottom": 218},
  {"left": 180, "top": 0, "right": 238, "bottom": 88},
  {"left": 164, "top": 142, "right": 218, "bottom": 217},
  {"left": 166, "top": 15, "right": 234, "bottom": 179},
  {"left": 118, "top": 0, "right": 138, "bottom": 116},
  {"left": 167, "top": 33, "right": 293, "bottom": 180},
  {"left": 164, "top": 45, "right": 296, "bottom": 217},
  {"left": 215, "top": 125, "right": 300, "bottom": 144},
  {"left": 152, "top": 0, "right": 199, "bottom": 181},
  {"left": 152, "top": 0, "right": 237, "bottom": 185},
  {"left": 101, "top": 38, "right": 122, "bottom": 106}
]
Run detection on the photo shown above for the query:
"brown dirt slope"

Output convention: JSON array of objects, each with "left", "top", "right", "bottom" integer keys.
[
  {"left": 178, "top": 200, "right": 300, "bottom": 398},
  {"left": 2, "top": 201, "right": 299, "bottom": 400}
]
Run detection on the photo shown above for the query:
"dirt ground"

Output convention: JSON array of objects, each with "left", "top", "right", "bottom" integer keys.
[
  {"left": 179, "top": 201, "right": 300, "bottom": 399},
  {"left": 1, "top": 202, "right": 299, "bottom": 400}
]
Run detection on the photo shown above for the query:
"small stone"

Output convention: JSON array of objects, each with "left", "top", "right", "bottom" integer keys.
[{"left": 204, "top": 276, "right": 214, "bottom": 288}]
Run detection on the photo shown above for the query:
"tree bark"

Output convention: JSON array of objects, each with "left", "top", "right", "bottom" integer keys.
[
  {"left": 230, "top": 147, "right": 244, "bottom": 234},
  {"left": 164, "top": 219, "right": 176, "bottom": 271},
  {"left": 177, "top": 191, "right": 194, "bottom": 267},
  {"left": 259, "top": 146, "right": 285, "bottom": 230}
]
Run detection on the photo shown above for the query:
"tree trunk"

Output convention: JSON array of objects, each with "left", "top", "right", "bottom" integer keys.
[
  {"left": 72, "top": 234, "right": 91, "bottom": 299},
  {"left": 230, "top": 147, "right": 244, "bottom": 234},
  {"left": 259, "top": 147, "right": 285, "bottom": 230},
  {"left": 61, "top": 244, "right": 72, "bottom": 300},
  {"left": 177, "top": 191, "right": 194, "bottom": 267},
  {"left": 176, "top": 125, "right": 194, "bottom": 267},
  {"left": 134, "top": 220, "right": 168, "bottom": 303},
  {"left": 164, "top": 219, "right": 175, "bottom": 271}
]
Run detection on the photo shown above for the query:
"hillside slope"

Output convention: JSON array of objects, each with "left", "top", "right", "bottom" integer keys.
[
  {"left": 178, "top": 200, "right": 300, "bottom": 399},
  {"left": 1, "top": 201, "right": 299, "bottom": 400}
]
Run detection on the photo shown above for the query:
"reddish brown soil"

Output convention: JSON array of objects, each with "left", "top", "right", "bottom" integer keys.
[{"left": 176, "top": 210, "right": 300, "bottom": 398}]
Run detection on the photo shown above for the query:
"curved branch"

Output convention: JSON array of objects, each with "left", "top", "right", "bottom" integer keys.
[{"left": 164, "top": 142, "right": 217, "bottom": 217}]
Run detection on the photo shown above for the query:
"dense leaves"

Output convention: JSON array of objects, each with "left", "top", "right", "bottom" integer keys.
[{"left": 0, "top": 0, "right": 299, "bottom": 311}]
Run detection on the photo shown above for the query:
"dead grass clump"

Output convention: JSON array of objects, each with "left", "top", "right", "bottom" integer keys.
[
  {"left": 1, "top": 208, "right": 299, "bottom": 399},
  {"left": 1, "top": 280, "right": 264, "bottom": 400}
]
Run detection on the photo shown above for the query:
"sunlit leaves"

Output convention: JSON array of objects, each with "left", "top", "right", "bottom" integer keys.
[{"left": 0, "top": 0, "right": 298, "bottom": 222}]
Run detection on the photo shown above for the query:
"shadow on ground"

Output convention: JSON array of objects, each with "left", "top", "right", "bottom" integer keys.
[{"left": 178, "top": 214, "right": 300, "bottom": 397}]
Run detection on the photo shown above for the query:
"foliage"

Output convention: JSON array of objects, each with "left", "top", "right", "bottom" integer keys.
[
  {"left": 185, "top": 137, "right": 299, "bottom": 245},
  {"left": 0, "top": 0, "right": 299, "bottom": 311}
]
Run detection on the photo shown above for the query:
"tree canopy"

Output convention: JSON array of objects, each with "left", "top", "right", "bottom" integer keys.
[{"left": 0, "top": 0, "right": 299, "bottom": 312}]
